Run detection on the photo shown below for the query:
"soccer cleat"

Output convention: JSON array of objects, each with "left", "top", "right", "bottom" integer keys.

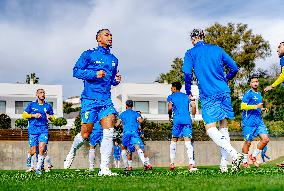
[
  {"left": 276, "top": 163, "right": 284, "bottom": 167},
  {"left": 127, "top": 166, "right": 133, "bottom": 171},
  {"left": 35, "top": 170, "right": 42, "bottom": 175},
  {"left": 64, "top": 153, "right": 75, "bottom": 169},
  {"left": 45, "top": 165, "right": 53, "bottom": 172},
  {"left": 98, "top": 168, "right": 118, "bottom": 176},
  {"left": 26, "top": 156, "right": 32, "bottom": 168},
  {"left": 144, "top": 164, "right": 153, "bottom": 171},
  {"left": 220, "top": 166, "right": 228, "bottom": 173},
  {"left": 188, "top": 164, "right": 198, "bottom": 172},
  {"left": 249, "top": 154, "right": 259, "bottom": 167},
  {"left": 231, "top": 153, "right": 244, "bottom": 172},
  {"left": 169, "top": 163, "right": 175, "bottom": 171},
  {"left": 25, "top": 167, "right": 35, "bottom": 172},
  {"left": 242, "top": 162, "right": 250, "bottom": 168}
]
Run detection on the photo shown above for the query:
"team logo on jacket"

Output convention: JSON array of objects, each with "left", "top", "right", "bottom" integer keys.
[
  {"left": 44, "top": 108, "right": 47, "bottom": 113},
  {"left": 112, "top": 61, "right": 116, "bottom": 66}
]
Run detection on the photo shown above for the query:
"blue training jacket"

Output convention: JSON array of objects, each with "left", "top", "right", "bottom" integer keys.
[
  {"left": 182, "top": 41, "right": 238, "bottom": 98},
  {"left": 73, "top": 46, "right": 119, "bottom": 104}
]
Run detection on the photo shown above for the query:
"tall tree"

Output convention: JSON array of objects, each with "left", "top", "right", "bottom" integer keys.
[{"left": 26, "top": 73, "right": 39, "bottom": 84}]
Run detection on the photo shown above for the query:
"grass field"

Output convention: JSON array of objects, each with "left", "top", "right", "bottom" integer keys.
[{"left": 1, "top": 163, "right": 284, "bottom": 191}]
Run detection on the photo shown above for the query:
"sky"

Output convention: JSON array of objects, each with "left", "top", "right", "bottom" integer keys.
[{"left": 0, "top": 0, "right": 283, "bottom": 99}]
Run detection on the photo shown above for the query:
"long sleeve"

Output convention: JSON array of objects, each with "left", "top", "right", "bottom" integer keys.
[
  {"left": 221, "top": 49, "right": 238, "bottom": 80},
  {"left": 183, "top": 51, "right": 193, "bottom": 95},
  {"left": 111, "top": 58, "right": 120, "bottom": 86},
  {"left": 73, "top": 50, "right": 98, "bottom": 81},
  {"left": 272, "top": 66, "right": 284, "bottom": 87},
  {"left": 241, "top": 103, "right": 257, "bottom": 110}
]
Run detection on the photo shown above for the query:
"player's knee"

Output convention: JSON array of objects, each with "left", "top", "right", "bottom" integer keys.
[
  {"left": 30, "top": 148, "right": 36, "bottom": 155},
  {"left": 82, "top": 133, "right": 90, "bottom": 139},
  {"left": 262, "top": 137, "right": 269, "bottom": 144},
  {"left": 244, "top": 141, "right": 251, "bottom": 146}
]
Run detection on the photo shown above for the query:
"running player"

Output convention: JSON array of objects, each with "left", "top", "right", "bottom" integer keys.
[
  {"left": 168, "top": 82, "right": 197, "bottom": 172},
  {"left": 113, "top": 141, "right": 122, "bottom": 168},
  {"left": 23, "top": 89, "right": 55, "bottom": 174},
  {"left": 241, "top": 75, "right": 269, "bottom": 168},
  {"left": 64, "top": 29, "right": 121, "bottom": 176},
  {"left": 183, "top": 29, "right": 243, "bottom": 172}
]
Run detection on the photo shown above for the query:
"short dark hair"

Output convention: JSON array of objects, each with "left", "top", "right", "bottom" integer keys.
[
  {"left": 36, "top": 89, "right": 44, "bottom": 93},
  {"left": 96, "top": 29, "right": 110, "bottom": 41},
  {"left": 248, "top": 74, "right": 259, "bottom": 83},
  {"left": 172, "top": 82, "right": 182, "bottom": 90},
  {"left": 126, "top": 100, "right": 133, "bottom": 107}
]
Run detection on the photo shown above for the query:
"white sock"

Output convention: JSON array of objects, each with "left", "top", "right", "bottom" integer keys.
[
  {"left": 89, "top": 149, "right": 96, "bottom": 169},
  {"left": 36, "top": 154, "right": 45, "bottom": 171},
  {"left": 145, "top": 157, "right": 150, "bottom": 165},
  {"left": 31, "top": 155, "right": 35, "bottom": 168},
  {"left": 185, "top": 141, "right": 194, "bottom": 165},
  {"left": 219, "top": 127, "right": 230, "bottom": 167},
  {"left": 252, "top": 149, "right": 262, "bottom": 158},
  {"left": 137, "top": 149, "right": 146, "bottom": 164},
  {"left": 128, "top": 160, "right": 132, "bottom": 167},
  {"left": 207, "top": 127, "right": 238, "bottom": 160},
  {"left": 117, "top": 161, "right": 120, "bottom": 168},
  {"left": 45, "top": 155, "right": 52, "bottom": 167},
  {"left": 170, "top": 141, "right": 177, "bottom": 164},
  {"left": 243, "top": 153, "right": 248, "bottom": 163},
  {"left": 69, "top": 133, "right": 85, "bottom": 156},
  {"left": 100, "top": 128, "right": 114, "bottom": 170},
  {"left": 121, "top": 150, "right": 128, "bottom": 168}
]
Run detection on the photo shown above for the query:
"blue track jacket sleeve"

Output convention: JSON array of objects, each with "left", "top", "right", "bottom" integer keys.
[
  {"left": 111, "top": 59, "right": 119, "bottom": 86},
  {"left": 221, "top": 49, "right": 238, "bottom": 80},
  {"left": 183, "top": 51, "right": 193, "bottom": 95},
  {"left": 73, "top": 50, "right": 98, "bottom": 81}
]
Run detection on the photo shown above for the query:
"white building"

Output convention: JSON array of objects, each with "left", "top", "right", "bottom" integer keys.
[
  {"left": 0, "top": 83, "right": 63, "bottom": 128},
  {"left": 65, "top": 96, "right": 80, "bottom": 108},
  {"left": 111, "top": 83, "right": 202, "bottom": 122}
]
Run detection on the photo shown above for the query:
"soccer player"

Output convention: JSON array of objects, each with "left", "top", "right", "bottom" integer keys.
[
  {"left": 64, "top": 29, "right": 121, "bottom": 176},
  {"left": 113, "top": 141, "right": 122, "bottom": 168},
  {"left": 264, "top": 41, "right": 284, "bottom": 92},
  {"left": 23, "top": 89, "right": 55, "bottom": 174},
  {"left": 241, "top": 75, "right": 269, "bottom": 168},
  {"left": 116, "top": 100, "right": 152, "bottom": 170},
  {"left": 88, "top": 121, "right": 103, "bottom": 171},
  {"left": 183, "top": 29, "right": 243, "bottom": 172},
  {"left": 167, "top": 82, "right": 197, "bottom": 172}
]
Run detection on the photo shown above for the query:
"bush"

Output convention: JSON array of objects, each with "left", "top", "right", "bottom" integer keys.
[
  {"left": 266, "top": 121, "right": 284, "bottom": 137},
  {"left": 70, "top": 115, "right": 81, "bottom": 139},
  {"left": 0, "top": 114, "right": 11, "bottom": 129},
  {"left": 15, "top": 118, "right": 28, "bottom": 129},
  {"left": 53, "top": 117, "right": 67, "bottom": 127}
]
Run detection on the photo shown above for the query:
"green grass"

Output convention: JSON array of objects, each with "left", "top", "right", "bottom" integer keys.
[{"left": 1, "top": 165, "right": 284, "bottom": 191}]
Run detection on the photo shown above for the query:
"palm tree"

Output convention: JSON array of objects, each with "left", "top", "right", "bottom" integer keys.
[{"left": 26, "top": 73, "right": 39, "bottom": 84}]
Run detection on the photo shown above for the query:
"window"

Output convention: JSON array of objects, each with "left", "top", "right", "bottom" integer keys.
[
  {"left": 15, "top": 101, "right": 32, "bottom": 114},
  {"left": 0, "top": 101, "right": 6, "bottom": 113},
  {"left": 158, "top": 101, "right": 167, "bottom": 114},
  {"left": 133, "top": 101, "right": 149, "bottom": 114}
]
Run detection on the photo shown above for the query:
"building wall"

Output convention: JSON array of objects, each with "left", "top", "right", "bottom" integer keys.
[
  {"left": 0, "top": 83, "right": 63, "bottom": 128},
  {"left": 1, "top": 140, "right": 283, "bottom": 170}
]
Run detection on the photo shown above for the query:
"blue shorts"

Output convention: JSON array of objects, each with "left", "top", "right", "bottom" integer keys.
[
  {"left": 114, "top": 155, "right": 120, "bottom": 161},
  {"left": 243, "top": 123, "right": 268, "bottom": 141},
  {"left": 28, "top": 133, "right": 48, "bottom": 147},
  {"left": 89, "top": 126, "right": 103, "bottom": 147},
  {"left": 172, "top": 124, "right": 192, "bottom": 138},
  {"left": 122, "top": 132, "right": 144, "bottom": 150},
  {"left": 81, "top": 99, "right": 118, "bottom": 124},
  {"left": 201, "top": 93, "right": 234, "bottom": 124}
]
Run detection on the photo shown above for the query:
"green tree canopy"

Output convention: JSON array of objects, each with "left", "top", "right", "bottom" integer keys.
[
  {"left": 26, "top": 73, "right": 39, "bottom": 84},
  {"left": 15, "top": 118, "right": 28, "bottom": 129},
  {"left": 0, "top": 114, "right": 11, "bottom": 129},
  {"left": 53, "top": 117, "right": 68, "bottom": 127}
]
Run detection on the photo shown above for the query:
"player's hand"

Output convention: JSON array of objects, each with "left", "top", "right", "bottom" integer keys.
[
  {"left": 256, "top": 103, "right": 263, "bottom": 109},
  {"left": 33, "top": 113, "right": 42, "bottom": 118},
  {"left": 96, "top": 70, "right": 106, "bottom": 78},
  {"left": 46, "top": 113, "right": 51, "bottom": 120},
  {"left": 169, "top": 118, "right": 173, "bottom": 123},
  {"left": 262, "top": 108, "right": 269, "bottom": 113},
  {"left": 189, "top": 94, "right": 195, "bottom": 101},
  {"left": 115, "top": 71, "right": 121, "bottom": 83},
  {"left": 264, "top": 85, "right": 273, "bottom": 93}
]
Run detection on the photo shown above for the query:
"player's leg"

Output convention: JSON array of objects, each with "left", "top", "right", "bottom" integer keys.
[
  {"left": 219, "top": 120, "right": 230, "bottom": 170},
  {"left": 99, "top": 113, "right": 117, "bottom": 176},
  {"left": 242, "top": 141, "right": 251, "bottom": 168},
  {"left": 170, "top": 124, "right": 180, "bottom": 170},
  {"left": 35, "top": 133, "right": 48, "bottom": 174},
  {"left": 250, "top": 130, "right": 269, "bottom": 167},
  {"left": 127, "top": 151, "right": 133, "bottom": 170},
  {"left": 183, "top": 124, "right": 197, "bottom": 172},
  {"left": 121, "top": 145, "right": 128, "bottom": 170},
  {"left": 241, "top": 125, "right": 254, "bottom": 168}
]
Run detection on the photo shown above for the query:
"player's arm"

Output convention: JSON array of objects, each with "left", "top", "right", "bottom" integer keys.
[
  {"left": 45, "top": 105, "right": 55, "bottom": 122},
  {"left": 73, "top": 51, "right": 103, "bottom": 80},
  {"left": 168, "top": 102, "right": 173, "bottom": 121},
  {"left": 265, "top": 66, "right": 284, "bottom": 92},
  {"left": 137, "top": 117, "right": 143, "bottom": 124},
  {"left": 115, "top": 119, "right": 122, "bottom": 128},
  {"left": 221, "top": 48, "right": 239, "bottom": 80},
  {"left": 183, "top": 51, "right": 193, "bottom": 96},
  {"left": 111, "top": 59, "right": 121, "bottom": 86},
  {"left": 190, "top": 101, "right": 197, "bottom": 116},
  {"left": 22, "top": 104, "right": 41, "bottom": 119}
]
